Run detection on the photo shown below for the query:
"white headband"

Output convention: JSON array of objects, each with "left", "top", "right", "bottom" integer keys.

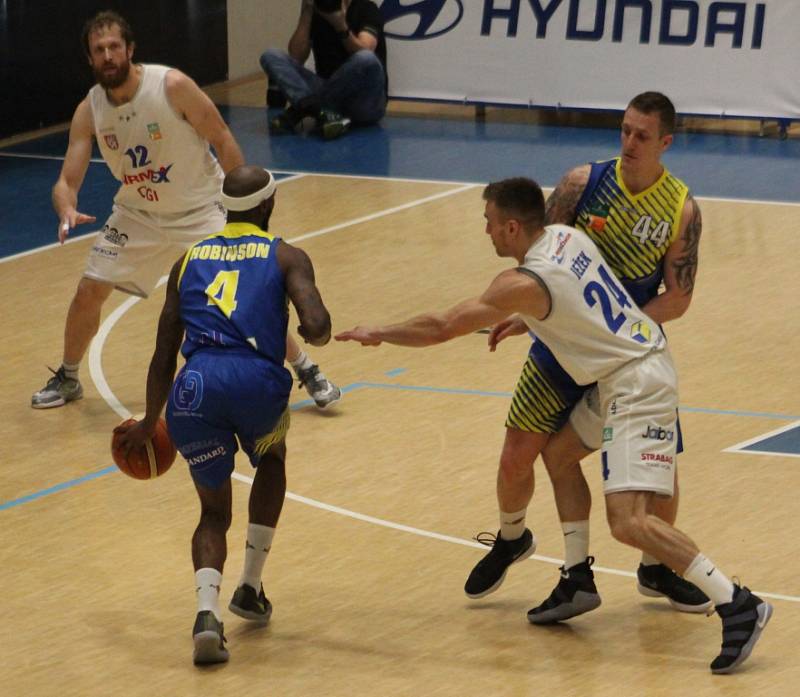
[{"left": 220, "top": 169, "right": 276, "bottom": 211}]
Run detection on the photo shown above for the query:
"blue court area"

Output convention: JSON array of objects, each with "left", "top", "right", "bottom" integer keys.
[
  {"left": 2, "top": 105, "right": 799, "bottom": 257},
  {"left": 739, "top": 425, "right": 800, "bottom": 457}
]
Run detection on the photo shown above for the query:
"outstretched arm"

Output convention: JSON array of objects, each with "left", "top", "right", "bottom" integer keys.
[
  {"left": 277, "top": 241, "right": 332, "bottom": 346},
  {"left": 544, "top": 165, "right": 590, "bottom": 226},
  {"left": 641, "top": 193, "right": 701, "bottom": 324},
  {"left": 52, "top": 98, "right": 97, "bottom": 243},
  {"left": 114, "top": 259, "right": 185, "bottom": 451},
  {"left": 336, "top": 269, "right": 547, "bottom": 347}
]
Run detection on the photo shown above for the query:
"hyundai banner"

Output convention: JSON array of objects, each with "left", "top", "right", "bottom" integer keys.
[{"left": 379, "top": 0, "right": 800, "bottom": 119}]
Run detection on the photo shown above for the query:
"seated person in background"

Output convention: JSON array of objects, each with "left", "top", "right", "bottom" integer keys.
[{"left": 260, "top": 0, "right": 387, "bottom": 139}]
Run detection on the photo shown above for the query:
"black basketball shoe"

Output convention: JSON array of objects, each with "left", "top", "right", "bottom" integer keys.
[
  {"left": 464, "top": 528, "right": 536, "bottom": 599},
  {"left": 527, "top": 556, "right": 602, "bottom": 624},
  {"left": 637, "top": 563, "right": 713, "bottom": 613},
  {"left": 711, "top": 584, "right": 772, "bottom": 674}
]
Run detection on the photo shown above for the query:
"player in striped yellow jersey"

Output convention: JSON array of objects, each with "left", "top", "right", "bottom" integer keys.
[{"left": 462, "top": 93, "right": 706, "bottom": 622}]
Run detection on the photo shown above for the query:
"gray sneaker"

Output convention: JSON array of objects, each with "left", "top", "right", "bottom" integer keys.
[
  {"left": 296, "top": 364, "right": 341, "bottom": 409},
  {"left": 229, "top": 583, "right": 272, "bottom": 625},
  {"left": 192, "top": 610, "right": 229, "bottom": 665},
  {"left": 31, "top": 366, "right": 83, "bottom": 409}
]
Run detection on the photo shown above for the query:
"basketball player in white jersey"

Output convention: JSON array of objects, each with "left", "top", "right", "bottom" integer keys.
[
  {"left": 32, "top": 11, "right": 340, "bottom": 411},
  {"left": 335, "top": 178, "right": 771, "bottom": 674}
]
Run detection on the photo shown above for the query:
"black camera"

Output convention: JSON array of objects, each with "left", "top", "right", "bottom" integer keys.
[{"left": 314, "top": 0, "right": 342, "bottom": 12}]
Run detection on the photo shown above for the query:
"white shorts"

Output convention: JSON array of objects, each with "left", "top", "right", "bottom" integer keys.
[
  {"left": 84, "top": 202, "right": 226, "bottom": 297},
  {"left": 569, "top": 349, "right": 679, "bottom": 497}
]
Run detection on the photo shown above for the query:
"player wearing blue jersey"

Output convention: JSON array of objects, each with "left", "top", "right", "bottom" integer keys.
[
  {"left": 336, "top": 177, "right": 770, "bottom": 674},
  {"left": 115, "top": 166, "right": 333, "bottom": 666},
  {"left": 463, "top": 93, "right": 708, "bottom": 620}
]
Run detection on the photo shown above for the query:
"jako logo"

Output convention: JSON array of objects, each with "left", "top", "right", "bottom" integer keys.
[
  {"left": 381, "top": 0, "right": 464, "bottom": 40},
  {"left": 641, "top": 426, "right": 674, "bottom": 441}
]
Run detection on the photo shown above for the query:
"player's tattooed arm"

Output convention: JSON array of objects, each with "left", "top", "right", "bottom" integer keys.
[
  {"left": 544, "top": 165, "right": 590, "bottom": 226},
  {"left": 672, "top": 193, "right": 701, "bottom": 295}
]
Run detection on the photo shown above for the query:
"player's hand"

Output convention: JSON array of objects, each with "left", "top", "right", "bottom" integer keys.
[
  {"left": 58, "top": 210, "right": 97, "bottom": 244},
  {"left": 488, "top": 316, "right": 527, "bottom": 352},
  {"left": 335, "top": 326, "right": 382, "bottom": 346},
  {"left": 113, "top": 418, "right": 156, "bottom": 456}
]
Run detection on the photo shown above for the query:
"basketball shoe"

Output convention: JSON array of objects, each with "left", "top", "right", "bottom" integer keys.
[
  {"left": 711, "top": 584, "right": 772, "bottom": 674},
  {"left": 31, "top": 366, "right": 83, "bottom": 409},
  {"left": 464, "top": 528, "right": 536, "bottom": 598},
  {"left": 637, "top": 563, "right": 713, "bottom": 613},
  {"left": 527, "top": 556, "right": 602, "bottom": 624},
  {"left": 317, "top": 109, "right": 351, "bottom": 140},
  {"left": 297, "top": 364, "right": 341, "bottom": 409},
  {"left": 192, "top": 611, "right": 229, "bottom": 665},
  {"left": 229, "top": 583, "right": 273, "bottom": 625}
]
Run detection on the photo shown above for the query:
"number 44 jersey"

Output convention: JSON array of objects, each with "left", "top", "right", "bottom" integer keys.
[{"left": 517, "top": 224, "right": 666, "bottom": 386}]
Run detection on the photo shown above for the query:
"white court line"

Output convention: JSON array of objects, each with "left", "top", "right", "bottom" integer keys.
[
  {"left": 724, "top": 419, "right": 800, "bottom": 458},
  {"left": 231, "top": 473, "right": 799, "bottom": 604}
]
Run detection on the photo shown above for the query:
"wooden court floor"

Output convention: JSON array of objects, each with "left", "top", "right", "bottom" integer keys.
[{"left": 3, "top": 167, "right": 800, "bottom": 695}]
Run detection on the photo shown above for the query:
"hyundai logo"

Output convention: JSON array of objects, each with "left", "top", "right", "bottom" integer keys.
[{"left": 380, "top": 0, "right": 464, "bottom": 40}]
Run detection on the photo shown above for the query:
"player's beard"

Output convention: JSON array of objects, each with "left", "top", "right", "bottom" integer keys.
[{"left": 94, "top": 56, "right": 131, "bottom": 89}]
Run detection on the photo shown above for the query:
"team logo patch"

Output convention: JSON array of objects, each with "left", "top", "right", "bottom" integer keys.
[
  {"left": 630, "top": 320, "right": 651, "bottom": 344},
  {"left": 587, "top": 203, "right": 609, "bottom": 233},
  {"left": 103, "top": 134, "right": 119, "bottom": 150},
  {"left": 147, "top": 122, "right": 163, "bottom": 140}
]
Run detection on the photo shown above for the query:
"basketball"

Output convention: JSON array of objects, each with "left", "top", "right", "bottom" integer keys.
[{"left": 111, "top": 417, "right": 177, "bottom": 480}]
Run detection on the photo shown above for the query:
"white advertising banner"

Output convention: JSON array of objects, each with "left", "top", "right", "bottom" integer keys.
[{"left": 378, "top": 0, "right": 800, "bottom": 119}]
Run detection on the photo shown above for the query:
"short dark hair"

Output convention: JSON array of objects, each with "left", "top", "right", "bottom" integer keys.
[
  {"left": 627, "top": 91, "right": 676, "bottom": 136},
  {"left": 82, "top": 11, "right": 134, "bottom": 56},
  {"left": 483, "top": 178, "right": 545, "bottom": 229}
]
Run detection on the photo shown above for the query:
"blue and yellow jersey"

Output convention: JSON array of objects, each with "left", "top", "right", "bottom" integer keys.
[
  {"left": 177, "top": 222, "right": 288, "bottom": 364},
  {"left": 574, "top": 157, "right": 689, "bottom": 306}
]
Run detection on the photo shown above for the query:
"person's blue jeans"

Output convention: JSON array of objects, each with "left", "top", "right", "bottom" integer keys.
[{"left": 259, "top": 48, "right": 386, "bottom": 125}]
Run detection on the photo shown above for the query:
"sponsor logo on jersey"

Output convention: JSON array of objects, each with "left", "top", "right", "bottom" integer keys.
[
  {"left": 102, "top": 225, "right": 128, "bottom": 247},
  {"left": 382, "top": 0, "right": 464, "bottom": 40},
  {"left": 103, "top": 134, "right": 119, "bottom": 150},
  {"left": 147, "top": 122, "right": 163, "bottom": 140},
  {"left": 640, "top": 452, "right": 674, "bottom": 464},
  {"left": 122, "top": 164, "right": 174, "bottom": 185},
  {"left": 551, "top": 230, "right": 572, "bottom": 264},
  {"left": 187, "top": 445, "right": 227, "bottom": 467},
  {"left": 602, "top": 427, "right": 613, "bottom": 442},
  {"left": 641, "top": 426, "right": 674, "bottom": 441},
  {"left": 630, "top": 320, "right": 652, "bottom": 344}
]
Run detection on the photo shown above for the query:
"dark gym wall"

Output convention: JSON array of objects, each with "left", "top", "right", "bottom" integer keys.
[{"left": 0, "top": 1, "right": 228, "bottom": 139}]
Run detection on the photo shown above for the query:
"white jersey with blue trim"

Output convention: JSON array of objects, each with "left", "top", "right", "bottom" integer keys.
[
  {"left": 89, "top": 64, "right": 223, "bottom": 214},
  {"left": 517, "top": 224, "right": 666, "bottom": 386}
]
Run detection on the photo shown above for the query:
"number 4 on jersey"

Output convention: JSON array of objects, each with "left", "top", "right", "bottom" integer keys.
[{"left": 206, "top": 270, "right": 239, "bottom": 317}]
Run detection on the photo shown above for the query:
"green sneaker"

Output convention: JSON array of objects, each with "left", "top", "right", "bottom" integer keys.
[
  {"left": 318, "top": 109, "right": 351, "bottom": 140},
  {"left": 229, "top": 583, "right": 273, "bottom": 625},
  {"left": 31, "top": 366, "right": 83, "bottom": 409},
  {"left": 192, "top": 611, "right": 229, "bottom": 665}
]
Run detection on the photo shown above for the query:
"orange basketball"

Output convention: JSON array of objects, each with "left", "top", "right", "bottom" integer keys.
[{"left": 111, "top": 417, "right": 177, "bottom": 480}]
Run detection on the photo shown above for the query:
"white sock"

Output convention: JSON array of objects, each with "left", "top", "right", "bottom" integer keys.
[
  {"left": 499, "top": 508, "right": 527, "bottom": 541},
  {"left": 290, "top": 351, "right": 313, "bottom": 374},
  {"left": 641, "top": 553, "right": 660, "bottom": 566},
  {"left": 684, "top": 553, "right": 735, "bottom": 606},
  {"left": 238, "top": 524, "right": 275, "bottom": 590},
  {"left": 562, "top": 520, "right": 590, "bottom": 569},
  {"left": 62, "top": 361, "right": 80, "bottom": 380},
  {"left": 195, "top": 567, "right": 223, "bottom": 620}
]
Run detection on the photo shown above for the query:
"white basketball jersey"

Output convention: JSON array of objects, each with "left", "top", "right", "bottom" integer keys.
[
  {"left": 89, "top": 64, "right": 223, "bottom": 213},
  {"left": 518, "top": 225, "right": 666, "bottom": 385}
]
